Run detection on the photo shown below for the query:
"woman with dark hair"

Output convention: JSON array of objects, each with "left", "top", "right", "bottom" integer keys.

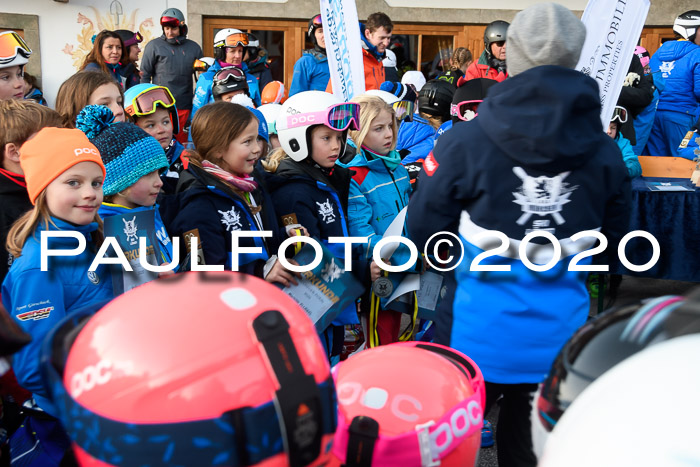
[
  {"left": 80, "top": 30, "right": 127, "bottom": 88},
  {"left": 115, "top": 29, "right": 143, "bottom": 90}
]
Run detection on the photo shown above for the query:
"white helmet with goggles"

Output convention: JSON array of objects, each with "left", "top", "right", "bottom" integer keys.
[
  {"left": 276, "top": 91, "right": 360, "bottom": 162},
  {"left": 214, "top": 28, "right": 249, "bottom": 49},
  {"left": 0, "top": 31, "right": 32, "bottom": 69}
]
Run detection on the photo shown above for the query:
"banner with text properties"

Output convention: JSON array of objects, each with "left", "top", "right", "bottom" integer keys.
[
  {"left": 575, "top": 0, "right": 650, "bottom": 128},
  {"left": 321, "top": 0, "right": 366, "bottom": 101}
]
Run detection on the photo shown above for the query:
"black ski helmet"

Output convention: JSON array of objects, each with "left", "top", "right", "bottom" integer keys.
[
  {"left": 484, "top": 20, "right": 509, "bottom": 58},
  {"left": 535, "top": 294, "right": 700, "bottom": 437},
  {"left": 418, "top": 79, "right": 456, "bottom": 121}
]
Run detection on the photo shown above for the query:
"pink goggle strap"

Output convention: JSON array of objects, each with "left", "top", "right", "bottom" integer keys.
[{"left": 332, "top": 391, "right": 483, "bottom": 466}]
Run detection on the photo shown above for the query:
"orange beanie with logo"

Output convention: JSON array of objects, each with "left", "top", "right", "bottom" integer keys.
[{"left": 20, "top": 128, "right": 106, "bottom": 205}]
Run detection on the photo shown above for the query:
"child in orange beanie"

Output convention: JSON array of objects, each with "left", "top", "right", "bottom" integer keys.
[{"left": 2, "top": 127, "right": 113, "bottom": 422}]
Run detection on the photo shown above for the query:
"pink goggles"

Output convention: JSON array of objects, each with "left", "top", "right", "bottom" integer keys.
[
  {"left": 286, "top": 102, "right": 360, "bottom": 132},
  {"left": 332, "top": 342, "right": 486, "bottom": 466},
  {"left": 450, "top": 100, "right": 483, "bottom": 121}
]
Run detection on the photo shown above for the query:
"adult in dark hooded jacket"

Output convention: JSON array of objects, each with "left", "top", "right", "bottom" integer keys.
[
  {"left": 407, "top": 5, "right": 630, "bottom": 466},
  {"left": 140, "top": 8, "right": 202, "bottom": 142}
]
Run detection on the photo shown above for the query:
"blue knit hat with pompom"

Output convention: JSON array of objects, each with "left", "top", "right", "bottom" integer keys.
[{"left": 76, "top": 105, "right": 168, "bottom": 196}]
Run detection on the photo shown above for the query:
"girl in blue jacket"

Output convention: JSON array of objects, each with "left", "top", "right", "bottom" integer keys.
[
  {"left": 166, "top": 101, "right": 295, "bottom": 284},
  {"left": 263, "top": 90, "right": 362, "bottom": 361},
  {"left": 75, "top": 105, "right": 176, "bottom": 288},
  {"left": 2, "top": 127, "right": 113, "bottom": 417},
  {"left": 341, "top": 95, "right": 413, "bottom": 345}
]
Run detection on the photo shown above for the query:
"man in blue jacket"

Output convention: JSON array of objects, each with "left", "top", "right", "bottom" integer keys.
[
  {"left": 407, "top": 4, "right": 630, "bottom": 466},
  {"left": 647, "top": 10, "right": 700, "bottom": 157},
  {"left": 289, "top": 15, "right": 330, "bottom": 96},
  {"left": 191, "top": 28, "right": 261, "bottom": 119}
]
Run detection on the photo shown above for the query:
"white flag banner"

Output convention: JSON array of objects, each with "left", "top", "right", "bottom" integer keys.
[
  {"left": 320, "top": 0, "right": 365, "bottom": 101},
  {"left": 575, "top": 0, "right": 650, "bottom": 128}
]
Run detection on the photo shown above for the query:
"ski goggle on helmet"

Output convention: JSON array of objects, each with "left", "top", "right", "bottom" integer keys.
[
  {"left": 450, "top": 100, "right": 482, "bottom": 122},
  {"left": 328, "top": 342, "right": 485, "bottom": 467},
  {"left": 308, "top": 14, "right": 323, "bottom": 36},
  {"left": 215, "top": 31, "right": 249, "bottom": 49},
  {"left": 124, "top": 84, "right": 176, "bottom": 117},
  {"left": 213, "top": 65, "right": 246, "bottom": 85},
  {"left": 610, "top": 106, "right": 628, "bottom": 124},
  {"left": 286, "top": 102, "right": 360, "bottom": 132},
  {"left": 392, "top": 100, "right": 415, "bottom": 122},
  {"left": 41, "top": 272, "right": 338, "bottom": 467},
  {"left": 0, "top": 31, "right": 32, "bottom": 66}
]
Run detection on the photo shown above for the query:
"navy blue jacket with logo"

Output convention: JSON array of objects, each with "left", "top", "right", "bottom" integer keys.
[
  {"left": 266, "top": 158, "right": 360, "bottom": 327},
  {"left": 164, "top": 164, "right": 282, "bottom": 276},
  {"left": 407, "top": 66, "right": 631, "bottom": 384},
  {"left": 2, "top": 218, "right": 113, "bottom": 416}
]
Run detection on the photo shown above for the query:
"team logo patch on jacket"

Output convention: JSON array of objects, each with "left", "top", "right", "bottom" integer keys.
[
  {"left": 316, "top": 199, "right": 336, "bottom": 224},
  {"left": 123, "top": 216, "right": 138, "bottom": 245},
  {"left": 219, "top": 207, "right": 243, "bottom": 231},
  {"left": 512, "top": 167, "right": 578, "bottom": 227},
  {"left": 16, "top": 306, "right": 54, "bottom": 321},
  {"left": 423, "top": 152, "right": 439, "bottom": 176}
]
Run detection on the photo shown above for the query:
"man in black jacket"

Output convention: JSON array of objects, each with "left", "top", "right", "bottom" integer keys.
[{"left": 140, "top": 8, "right": 202, "bottom": 143}]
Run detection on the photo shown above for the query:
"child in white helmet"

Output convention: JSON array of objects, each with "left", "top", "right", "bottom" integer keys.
[{"left": 263, "top": 90, "right": 363, "bottom": 362}]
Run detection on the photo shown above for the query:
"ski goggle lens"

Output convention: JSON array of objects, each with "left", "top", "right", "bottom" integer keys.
[
  {"left": 611, "top": 106, "right": 628, "bottom": 124},
  {"left": 327, "top": 103, "right": 361, "bottom": 131},
  {"left": 220, "top": 33, "right": 249, "bottom": 48},
  {"left": 127, "top": 87, "right": 176, "bottom": 116},
  {"left": 451, "top": 100, "right": 483, "bottom": 121},
  {"left": 0, "top": 32, "right": 32, "bottom": 65},
  {"left": 193, "top": 59, "right": 209, "bottom": 71},
  {"left": 213, "top": 67, "right": 246, "bottom": 85},
  {"left": 160, "top": 16, "right": 181, "bottom": 28},
  {"left": 392, "top": 100, "right": 415, "bottom": 122}
]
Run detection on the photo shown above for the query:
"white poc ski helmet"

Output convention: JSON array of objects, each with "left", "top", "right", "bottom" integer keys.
[{"left": 276, "top": 91, "right": 358, "bottom": 162}]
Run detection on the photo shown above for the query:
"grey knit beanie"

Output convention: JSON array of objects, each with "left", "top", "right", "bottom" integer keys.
[{"left": 506, "top": 3, "right": 586, "bottom": 77}]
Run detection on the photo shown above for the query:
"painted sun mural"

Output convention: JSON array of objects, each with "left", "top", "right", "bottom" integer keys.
[{"left": 62, "top": 6, "right": 156, "bottom": 70}]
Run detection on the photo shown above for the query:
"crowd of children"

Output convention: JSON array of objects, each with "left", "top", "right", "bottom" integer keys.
[{"left": 0, "top": 5, "right": 699, "bottom": 466}]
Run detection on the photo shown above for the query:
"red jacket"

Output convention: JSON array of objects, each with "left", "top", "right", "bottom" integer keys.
[
  {"left": 326, "top": 48, "right": 386, "bottom": 93},
  {"left": 464, "top": 61, "right": 507, "bottom": 83}
]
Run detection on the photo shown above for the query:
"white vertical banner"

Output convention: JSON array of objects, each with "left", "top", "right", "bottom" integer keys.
[
  {"left": 575, "top": 0, "right": 650, "bottom": 128},
  {"left": 320, "top": 0, "right": 365, "bottom": 101}
]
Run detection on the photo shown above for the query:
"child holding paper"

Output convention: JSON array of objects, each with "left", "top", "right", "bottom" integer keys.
[
  {"left": 3, "top": 127, "right": 113, "bottom": 417},
  {"left": 342, "top": 94, "right": 414, "bottom": 345},
  {"left": 76, "top": 105, "right": 175, "bottom": 283},
  {"left": 263, "top": 90, "right": 362, "bottom": 361}
]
